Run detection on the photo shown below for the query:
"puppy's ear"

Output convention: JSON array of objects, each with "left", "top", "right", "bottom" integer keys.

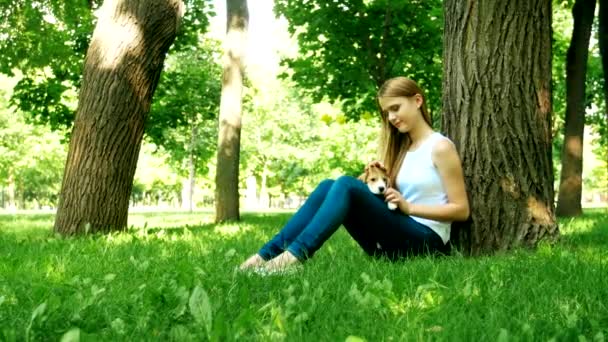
[{"left": 357, "top": 171, "right": 367, "bottom": 181}]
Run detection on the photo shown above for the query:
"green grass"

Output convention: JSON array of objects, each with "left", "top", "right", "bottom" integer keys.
[{"left": 1, "top": 209, "right": 607, "bottom": 341}]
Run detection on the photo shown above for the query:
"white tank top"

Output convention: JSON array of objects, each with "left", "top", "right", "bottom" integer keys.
[{"left": 395, "top": 132, "right": 451, "bottom": 244}]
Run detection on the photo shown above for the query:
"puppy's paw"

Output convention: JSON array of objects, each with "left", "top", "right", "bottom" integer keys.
[{"left": 387, "top": 202, "right": 397, "bottom": 210}]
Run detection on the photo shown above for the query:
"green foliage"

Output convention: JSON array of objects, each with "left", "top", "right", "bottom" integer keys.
[
  {"left": 0, "top": 117, "right": 66, "bottom": 208},
  {"left": 1, "top": 0, "right": 96, "bottom": 130},
  {"left": 274, "top": 0, "right": 443, "bottom": 119},
  {"left": 553, "top": 1, "right": 608, "bottom": 192},
  {"left": 132, "top": 144, "right": 183, "bottom": 207},
  {"left": 0, "top": 0, "right": 95, "bottom": 77},
  {"left": 0, "top": 75, "right": 67, "bottom": 208},
  {"left": 147, "top": 37, "right": 222, "bottom": 177},
  {"left": 0, "top": 210, "right": 607, "bottom": 340},
  {"left": 0, "top": 0, "right": 215, "bottom": 130},
  {"left": 240, "top": 79, "right": 379, "bottom": 198},
  {"left": 172, "top": 0, "right": 215, "bottom": 52}
]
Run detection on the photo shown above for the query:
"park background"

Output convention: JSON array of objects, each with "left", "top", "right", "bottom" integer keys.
[
  {"left": 1, "top": 0, "right": 606, "bottom": 215},
  {"left": 1, "top": 0, "right": 607, "bottom": 340}
]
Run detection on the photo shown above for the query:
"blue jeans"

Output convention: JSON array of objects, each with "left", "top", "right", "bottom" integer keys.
[{"left": 258, "top": 176, "right": 447, "bottom": 262}]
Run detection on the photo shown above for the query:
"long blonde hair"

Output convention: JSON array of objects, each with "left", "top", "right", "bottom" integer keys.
[{"left": 377, "top": 77, "right": 432, "bottom": 188}]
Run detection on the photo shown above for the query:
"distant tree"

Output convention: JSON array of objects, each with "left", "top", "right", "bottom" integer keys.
[
  {"left": 0, "top": 85, "right": 66, "bottom": 210},
  {"left": 443, "top": 0, "right": 558, "bottom": 254},
  {"left": 215, "top": 0, "right": 248, "bottom": 222},
  {"left": 148, "top": 39, "right": 222, "bottom": 211},
  {"left": 556, "top": 0, "right": 597, "bottom": 217},
  {"left": 54, "top": 0, "right": 184, "bottom": 234}
]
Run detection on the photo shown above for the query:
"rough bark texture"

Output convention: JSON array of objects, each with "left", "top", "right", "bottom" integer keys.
[
  {"left": 215, "top": 0, "right": 248, "bottom": 223},
  {"left": 54, "top": 0, "right": 183, "bottom": 234},
  {"left": 442, "top": 0, "right": 558, "bottom": 254},
  {"left": 556, "top": 0, "right": 596, "bottom": 217}
]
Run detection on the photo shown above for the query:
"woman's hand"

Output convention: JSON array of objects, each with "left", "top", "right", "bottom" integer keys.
[{"left": 384, "top": 188, "right": 410, "bottom": 214}]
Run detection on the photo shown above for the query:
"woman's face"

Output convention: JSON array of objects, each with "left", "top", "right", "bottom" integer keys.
[{"left": 378, "top": 95, "right": 422, "bottom": 133}]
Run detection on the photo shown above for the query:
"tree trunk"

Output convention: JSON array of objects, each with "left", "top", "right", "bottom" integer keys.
[
  {"left": 260, "top": 163, "right": 269, "bottom": 209},
  {"left": 442, "top": 0, "right": 558, "bottom": 254},
  {"left": 188, "top": 123, "right": 197, "bottom": 213},
  {"left": 54, "top": 0, "right": 183, "bottom": 235},
  {"left": 556, "top": 0, "right": 596, "bottom": 217},
  {"left": 215, "top": 0, "right": 248, "bottom": 223},
  {"left": 6, "top": 173, "right": 15, "bottom": 210}
]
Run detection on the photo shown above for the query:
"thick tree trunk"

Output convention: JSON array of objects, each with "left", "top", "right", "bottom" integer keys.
[
  {"left": 442, "top": 0, "right": 558, "bottom": 254},
  {"left": 54, "top": 0, "right": 183, "bottom": 235},
  {"left": 215, "top": 0, "right": 248, "bottom": 223},
  {"left": 556, "top": 0, "right": 596, "bottom": 217}
]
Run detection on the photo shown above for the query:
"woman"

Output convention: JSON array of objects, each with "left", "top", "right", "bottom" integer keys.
[{"left": 239, "top": 77, "right": 470, "bottom": 273}]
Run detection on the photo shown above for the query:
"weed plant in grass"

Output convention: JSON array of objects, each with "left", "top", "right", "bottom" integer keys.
[{"left": 0, "top": 209, "right": 607, "bottom": 341}]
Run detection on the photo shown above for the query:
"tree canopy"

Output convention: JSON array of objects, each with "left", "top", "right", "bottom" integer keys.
[{"left": 274, "top": 0, "right": 443, "bottom": 120}]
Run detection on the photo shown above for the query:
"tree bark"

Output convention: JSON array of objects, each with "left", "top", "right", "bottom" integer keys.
[
  {"left": 442, "top": 0, "right": 558, "bottom": 254},
  {"left": 215, "top": 0, "right": 248, "bottom": 223},
  {"left": 54, "top": 0, "right": 183, "bottom": 235},
  {"left": 556, "top": 0, "right": 596, "bottom": 217}
]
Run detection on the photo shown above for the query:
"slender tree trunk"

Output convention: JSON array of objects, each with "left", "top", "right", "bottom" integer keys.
[
  {"left": 188, "top": 123, "right": 197, "bottom": 213},
  {"left": 215, "top": 0, "right": 248, "bottom": 223},
  {"left": 6, "top": 173, "right": 15, "bottom": 210},
  {"left": 442, "top": 0, "right": 558, "bottom": 254},
  {"left": 260, "top": 163, "right": 269, "bottom": 209},
  {"left": 54, "top": 0, "right": 183, "bottom": 235},
  {"left": 556, "top": 0, "right": 596, "bottom": 217}
]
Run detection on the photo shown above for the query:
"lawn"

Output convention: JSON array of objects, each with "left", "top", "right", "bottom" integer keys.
[{"left": 0, "top": 209, "right": 607, "bottom": 341}]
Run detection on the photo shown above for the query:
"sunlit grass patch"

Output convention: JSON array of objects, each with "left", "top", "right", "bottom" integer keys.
[
  {"left": 127, "top": 210, "right": 216, "bottom": 230},
  {"left": 0, "top": 209, "right": 606, "bottom": 340}
]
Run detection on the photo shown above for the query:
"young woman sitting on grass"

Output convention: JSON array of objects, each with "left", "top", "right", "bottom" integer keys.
[{"left": 239, "top": 77, "right": 470, "bottom": 274}]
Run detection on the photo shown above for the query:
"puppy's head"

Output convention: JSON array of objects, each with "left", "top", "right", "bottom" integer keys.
[{"left": 359, "top": 165, "right": 389, "bottom": 195}]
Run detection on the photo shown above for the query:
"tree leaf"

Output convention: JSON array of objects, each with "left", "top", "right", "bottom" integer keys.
[{"left": 189, "top": 285, "right": 212, "bottom": 335}]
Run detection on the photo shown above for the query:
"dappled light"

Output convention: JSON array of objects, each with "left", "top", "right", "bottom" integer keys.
[
  {"left": 91, "top": 6, "right": 144, "bottom": 71},
  {"left": 526, "top": 196, "right": 553, "bottom": 225},
  {"left": 1, "top": 211, "right": 608, "bottom": 340},
  {"left": 537, "top": 87, "right": 552, "bottom": 120},
  {"left": 44, "top": 256, "right": 68, "bottom": 283},
  {"left": 213, "top": 222, "right": 251, "bottom": 236},
  {"left": 2, "top": 0, "right": 608, "bottom": 340},
  {"left": 500, "top": 176, "right": 520, "bottom": 199},
  {"left": 565, "top": 136, "right": 584, "bottom": 159}
]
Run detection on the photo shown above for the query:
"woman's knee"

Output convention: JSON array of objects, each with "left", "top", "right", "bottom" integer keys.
[
  {"left": 335, "top": 175, "right": 360, "bottom": 188},
  {"left": 318, "top": 179, "right": 335, "bottom": 191}
]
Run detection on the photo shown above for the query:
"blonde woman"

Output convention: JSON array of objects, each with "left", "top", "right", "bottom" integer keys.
[{"left": 240, "top": 77, "right": 470, "bottom": 273}]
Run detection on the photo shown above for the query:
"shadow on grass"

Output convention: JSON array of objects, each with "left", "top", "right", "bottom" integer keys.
[{"left": 558, "top": 209, "right": 608, "bottom": 250}]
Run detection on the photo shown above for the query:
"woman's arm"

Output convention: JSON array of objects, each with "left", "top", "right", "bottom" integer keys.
[{"left": 385, "top": 138, "right": 470, "bottom": 221}]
